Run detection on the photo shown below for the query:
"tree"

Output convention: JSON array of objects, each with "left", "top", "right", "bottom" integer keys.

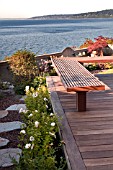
[{"left": 87, "top": 36, "right": 108, "bottom": 56}]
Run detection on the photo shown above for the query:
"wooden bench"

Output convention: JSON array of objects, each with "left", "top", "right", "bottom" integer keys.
[{"left": 51, "top": 57, "right": 105, "bottom": 112}]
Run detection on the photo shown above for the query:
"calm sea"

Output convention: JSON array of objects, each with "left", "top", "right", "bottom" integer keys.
[{"left": 0, "top": 18, "right": 113, "bottom": 60}]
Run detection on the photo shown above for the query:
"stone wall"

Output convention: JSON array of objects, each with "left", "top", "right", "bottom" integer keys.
[
  {"left": 0, "top": 61, "right": 13, "bottom": 83},
  {"left": 35, "top": 52, "right": 62, "bottom": 66},
  {"left": 0, "top": 52, "right": 62, "bottom": 83}
]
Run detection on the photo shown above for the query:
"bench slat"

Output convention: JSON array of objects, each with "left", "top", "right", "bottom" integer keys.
[{"left": 52, "top": 58, "right": 105, "bottom": 92}]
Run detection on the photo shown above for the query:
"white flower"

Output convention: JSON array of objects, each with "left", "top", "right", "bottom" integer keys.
[
  {"left": 20, "top": 130, "right": 26, "bottom": 134},
  {"left": 50, "top": 113, "right": 54, "bottom": 116},
  {"left": 30, "top": 136, "right": 35, "bottom": 141},
  {"left": 25, "top": 143, "right": 31, "bottom": 149},
  {"left": 25, "top": 86, "right": 29, "bottom": 92},
  {"left": 49, "top": 132, "right": 56, "bottom": 138},
  {"left": 51, "top": 122, "right": 55, "bottom": 127},
  {"left": 35, "top": 110, "right": 38, "bottom": 112},
  {"left": 23, "top": 109, "right": 28, "bottom": 113},
  {"left": 35, "top": 121, "right": 39, "bottom": 128},
  {"left": 28, "top": 113, "right": 33, "bottom": 118},
  {"left": 19, "top": 108, "right": 24, "bottom": 113},
  {"left": 9, "top": 85, "right": 14, "bottom": 89},
  {"left": 44, "top": 97, "right": 48, "bottom": 101},
  {"left": 3, "top": 81, "right": 6, "bottom": 84},
  {"left": 31, "top": 143, "right": 34, "bottom": 150},
  {"left": 46, "top": 105, "right": 48, "bottom": 108},
  {"left": 32, "top": 92, "right": 38, "bottom": 98}
]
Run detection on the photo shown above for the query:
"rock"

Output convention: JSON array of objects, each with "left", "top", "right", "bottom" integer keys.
[
  {"left": 0, "top": 110, "right": 8, "bottom": 118},
  {"left": 0, "top": 89, "right": 15, "bottom": 96},
  {"left": 0, "top": 121, "right": 26, "bottom": 133},
  {"left": 0, "top": 137, "right": 9, "bottom": 147},
  {"left": 6, "top": 104, "right": 26, "bottom": 111},
  {"left": 19, "top": 95, "right": 27, "bottom": 102},
  {"left": 0, "top": 148, "right": 22, "bottom": 167}
]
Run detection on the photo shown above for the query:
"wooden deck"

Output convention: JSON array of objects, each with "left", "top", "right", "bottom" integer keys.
[{"left": 46, "top": 74, "right": 113, "bottom": 170}]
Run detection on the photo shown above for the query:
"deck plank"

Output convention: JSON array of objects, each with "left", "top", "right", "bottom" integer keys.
[
  {"left": 46, "top": 76, "right": 86, "bottom": 170},
  {"left": 46, "top": 74, "right": 113, "bottom": 170}
]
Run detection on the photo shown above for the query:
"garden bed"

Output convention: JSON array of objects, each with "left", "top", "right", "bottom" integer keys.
[{"left": 0, "top": 89, "right": 67, "bottom": 170}]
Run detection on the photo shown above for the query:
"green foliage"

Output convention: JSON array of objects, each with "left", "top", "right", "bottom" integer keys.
[
  {"left": 104, "top": 62, "right": 113, "bottom": 69},
  {"left": 8, "top": 49, "right": 38, "bottom": 78},
  {"left": 8, "top": 50, "right": 39, "bottom": 94},
  {"left": 85, "top": 63, "right": 99, "bottom": 71},
  {"left": 31, "top": 76, "right": 46, "bottom": 89},
  {"left": 85, "top": 62, "right": 113, "bottom": 71},
  {"left": 14, "top": 82, "right": 28, "bottom": 95},
  {"left": 16, "top": 77, "right": 66, "bottom": 170}
]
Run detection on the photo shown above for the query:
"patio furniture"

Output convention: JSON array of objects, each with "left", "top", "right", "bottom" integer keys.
[{"left": 51, "top": 57, "right": 105, "bottom": 111}]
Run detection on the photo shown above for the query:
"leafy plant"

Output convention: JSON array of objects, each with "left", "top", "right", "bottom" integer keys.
[
  {"left": 8, "top": 50, "right": 38, "bottom": 78},
  {"left": 38, "top": 59, "right": 54, "bottom": 76},
  {"left": 79, "top": 38, "right": 94, "bottom": 49},
  {"left": 85, "top": 63, "right": 99, "bottom": 71},
  {"left": 80, "top": 36, "right": 113, "bottom": 56},
  {"left": 7, "top": 50, "right": 39, "bottom": 94},
  {"left": 16, "top": 77, "right": 67, "bottom": 170},
  {"left": 31, "top": 76, "right": 46, "bottom": 89},
  {"left": 87, "top": 36, "right": 108, "bottom": 56},
  {"left": 105, "top": 37, "right": 113, "bottom": 44}
]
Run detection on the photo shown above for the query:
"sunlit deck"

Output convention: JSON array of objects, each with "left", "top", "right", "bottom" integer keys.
[{"left": 46, "top": 74, "right": 113, "bottom": 170}]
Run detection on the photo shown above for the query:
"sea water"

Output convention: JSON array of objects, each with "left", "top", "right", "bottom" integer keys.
[{"left": 0, "top": 18, "right": 113, "bottom": 60}]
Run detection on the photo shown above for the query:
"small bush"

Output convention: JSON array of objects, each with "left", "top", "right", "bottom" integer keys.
[
  {"left": 7, "top": 50, "right": 39, "bottom": 94},
  {"left": 85, "top": 62, "right": 113, "bottom": 71},
  {"left": 38, "top": 59, "right": 55, "bottom": 76},
  {"left": 85, "top": 63, "right": 99, "bottom": 71}
]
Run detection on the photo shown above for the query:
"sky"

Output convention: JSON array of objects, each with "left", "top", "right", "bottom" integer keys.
[{"left": 0, "top": 0, "right": 113, "bottom": 19}]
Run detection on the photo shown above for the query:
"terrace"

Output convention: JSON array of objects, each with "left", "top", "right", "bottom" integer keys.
[
  {"left": 0, "top": 47, "right": 113, "bottom": 169},
  {"left": 46, "top": 73, "right": 113, "bottom": 170}
]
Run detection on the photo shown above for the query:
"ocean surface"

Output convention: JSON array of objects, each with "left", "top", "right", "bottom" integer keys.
[{"left": 0, "top": 18, "right": 113, "bottom": 60}]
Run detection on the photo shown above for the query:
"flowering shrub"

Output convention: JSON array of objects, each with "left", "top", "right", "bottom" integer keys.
[
  {"left": 16, "top": 77, "right": 66, "bottom": 170},
  {"left": 39, "top": 59, "right": 52, "bottom": 75},
  {"left": 87, "top": 36, "right": 108, "bottom": 56},
  {"left": 31, "top": 76, "right": 46, "bottom": 90},
  {"left": 80, "top": 36, "right": 113, "bottom": 56},
  {"left": 38, "top": 59, "right": 56, "bottom": 76}
]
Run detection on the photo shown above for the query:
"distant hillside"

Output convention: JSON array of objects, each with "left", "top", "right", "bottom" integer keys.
[{"left": 31, "top": 9, "right": 113, "bottom": 19}]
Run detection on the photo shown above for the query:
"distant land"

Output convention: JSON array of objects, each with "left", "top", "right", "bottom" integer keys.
[{"left": 30, "top": 9, "right": 113, "bottom": 19}]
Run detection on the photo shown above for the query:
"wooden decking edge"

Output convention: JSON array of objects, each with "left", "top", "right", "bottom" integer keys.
[{"left": 46, "top": 76, "right": 86, "bottom": 170}]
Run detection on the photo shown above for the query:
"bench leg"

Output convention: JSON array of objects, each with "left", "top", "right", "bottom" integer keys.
[{"left": 76, "top": 92, "right": 86, "bottom": 112}]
